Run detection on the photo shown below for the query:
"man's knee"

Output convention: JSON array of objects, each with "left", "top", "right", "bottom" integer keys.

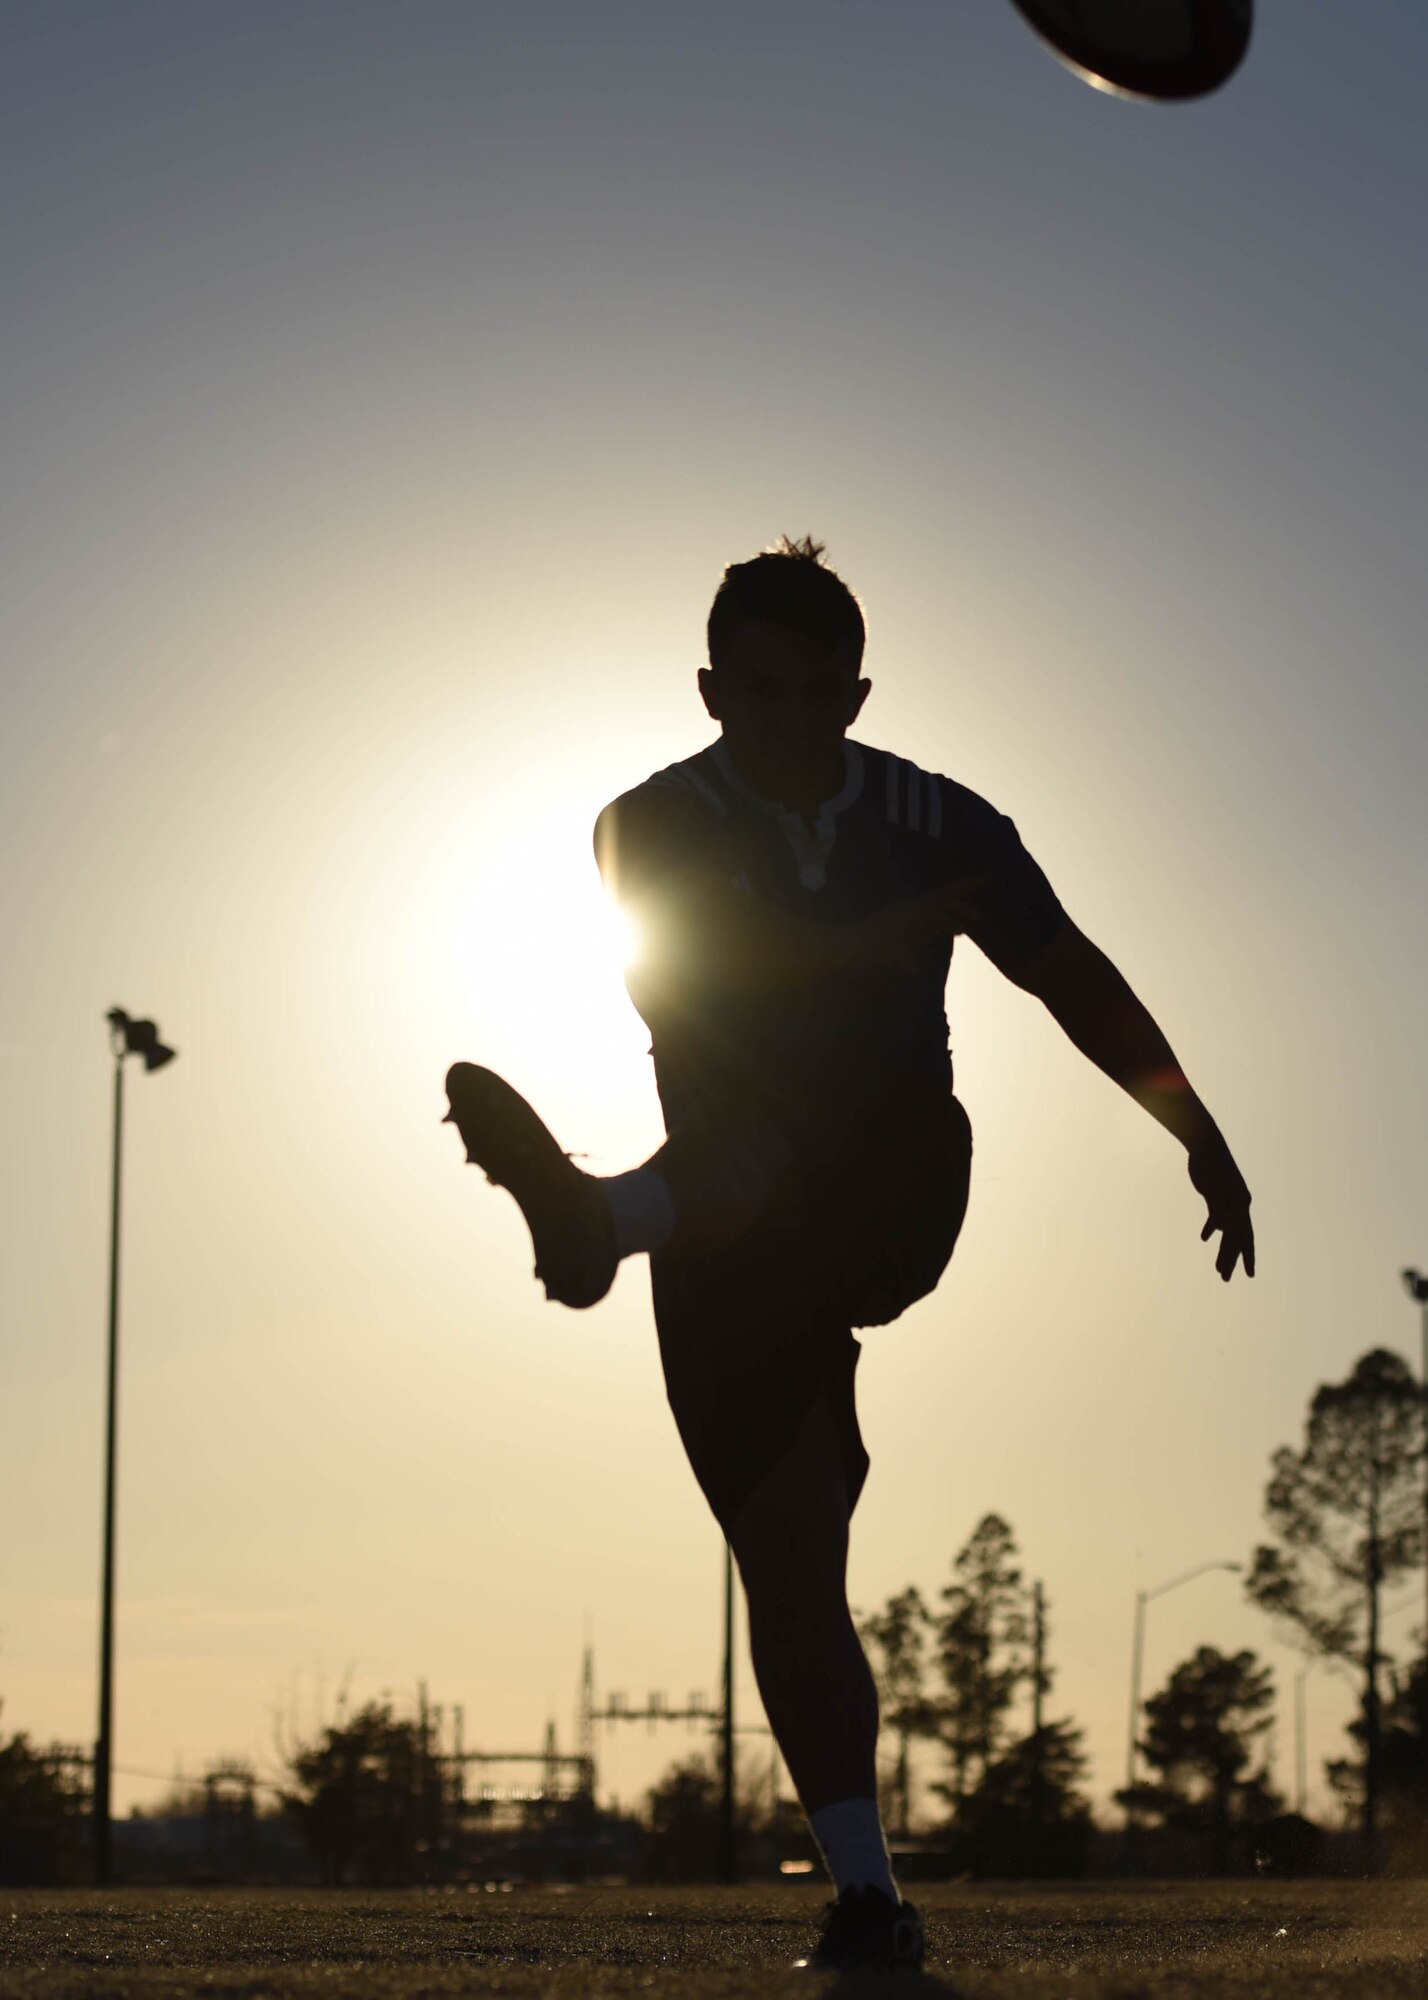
[
  {"left": 736, "top": 1536, "right": 849, "bottom": 1634},
  {"left": 729, "top": 1411, "right": 852, "bottom": 1630}
]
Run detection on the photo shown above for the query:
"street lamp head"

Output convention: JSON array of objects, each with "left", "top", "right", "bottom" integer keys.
[{"left": 1403, "top": 1268, "right": 1428, "bottom": 1304}]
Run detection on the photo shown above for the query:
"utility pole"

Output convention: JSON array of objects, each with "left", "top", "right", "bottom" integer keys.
[
  {"left": 577, "top": 1645, "right": 596, "bottom": 1799},
  {"left": 1294, "top": 1670, "right": 1307, "bottom": 1816},
  {"left": 583, "top": 1647, "right": 713, "bottom": 1830},
  {"left": 1401, "top": 1270, "right": 1428, "bottom": 1689},
  {"left": 720, "top": 1538, "right": 736, "bottom": 1884},
  {"left": 1029, "top": 1581, "right": 1046, "bottom": 1831}
]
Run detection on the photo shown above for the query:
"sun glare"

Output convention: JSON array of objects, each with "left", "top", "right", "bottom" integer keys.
[
  {"left": 388, "top": 777, "right": 657, "bottom": 1154},
  {"left": 605, "top": 898, "right": 642, "bottom": 974}
]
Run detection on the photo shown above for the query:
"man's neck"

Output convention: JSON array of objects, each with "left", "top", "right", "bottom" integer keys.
[{"left": 720, "top": 739, "right": 847, "bottom": 823}]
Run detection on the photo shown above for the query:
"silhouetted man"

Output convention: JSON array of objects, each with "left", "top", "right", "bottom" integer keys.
[{"left": 444, "top": 535, "right": 1253, "bottom": 1970}]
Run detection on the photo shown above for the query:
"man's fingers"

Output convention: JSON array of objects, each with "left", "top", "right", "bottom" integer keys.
[
  {"left": 1203, "top": 1201, "right": 1255, "bottom": 1280},
  {"left": 872, "top": 873, "right": 997, "bottom": 969},
  {"left": 895, "top": 896, "right": 981, "bottom": 959},
  {"left": 927, "top": 872, "right": 992, "bottom": 904},
  {"left": 936, "top": 899, "right": 981, "bottom": 935},
  {"left": 912, "top": 876, "right": 992, "bottom": 924},
  {"left": 941, "top": 879, "right": 992, "bottom": 926}
]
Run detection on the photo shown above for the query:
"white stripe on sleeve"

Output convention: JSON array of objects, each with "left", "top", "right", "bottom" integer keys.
[
  {"left": 678, "top": 763, "right": 731, "bottom": 819},
  {"left": 906, "top": 761, "right": 922, "bottom": 832}
]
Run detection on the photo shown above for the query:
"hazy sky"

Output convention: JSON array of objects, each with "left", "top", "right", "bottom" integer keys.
[{"left": 4, "top": 0, "right": 1427, "bottom": 1826}]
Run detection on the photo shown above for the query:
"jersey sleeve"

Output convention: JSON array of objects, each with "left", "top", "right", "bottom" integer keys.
[
  {"left": 940, "top": 780, "right": 1066, "bottom": 974},
  {"left": 593, "top": 778, "right": 722, "bottom": 909},
  {"left": 594, "top": 776, "right": 747, "bottom": 1046}
]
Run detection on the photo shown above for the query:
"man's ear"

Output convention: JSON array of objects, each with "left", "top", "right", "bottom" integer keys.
[
  {"left": 849, "top": 677, "right": 872, "bottom": 724},
  {"left": 698, "top": 666, "right": 721, "bottom": 721}
]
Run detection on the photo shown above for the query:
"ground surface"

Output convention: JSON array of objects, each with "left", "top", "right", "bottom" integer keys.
[{"left": 3, "top": 1881, "right": 1427, "bottom": 1999}]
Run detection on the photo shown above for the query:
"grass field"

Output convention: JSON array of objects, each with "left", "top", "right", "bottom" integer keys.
[{"left": 4, "top": 1880, "right": 1427, "bottom": 1998}]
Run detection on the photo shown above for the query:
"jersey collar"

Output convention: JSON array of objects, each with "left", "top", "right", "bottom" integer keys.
[
  {"left": 710, "top": 740, "right": 865, "bottom": 890},
  {"left": 710, "top": 738, "right": 865, "bottom": 819}
]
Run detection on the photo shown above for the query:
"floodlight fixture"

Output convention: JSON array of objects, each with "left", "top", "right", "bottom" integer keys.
[{"left": 107, "top": 1007, "right": 177, "bottom": 1071}]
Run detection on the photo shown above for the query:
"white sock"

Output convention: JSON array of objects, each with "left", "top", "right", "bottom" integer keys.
[
  {"left": 808, "top": 1796, "right": 899, "bottom": 1903},
  {"left": 601, "top": 1167, "right": 677, "bottom": 1260}
]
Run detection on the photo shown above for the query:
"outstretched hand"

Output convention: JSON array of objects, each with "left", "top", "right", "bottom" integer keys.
[
  {"left": 1188, "top": 1131, "right": 1255, "bottom": 1281},
  {"left": 854, "top": 876, "right": 991, "bottom": 973}
]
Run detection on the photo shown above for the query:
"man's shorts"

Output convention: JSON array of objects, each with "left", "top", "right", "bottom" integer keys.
[{"left": 647, "top": 1071, "right": 973, "bottom": 1531}]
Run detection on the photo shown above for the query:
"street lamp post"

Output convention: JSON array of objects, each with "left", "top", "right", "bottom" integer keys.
[
  {"left": 1124, "top": 1559, "right": 1243, "bottom": 1838},
  {"left": 93, "top": 1008, "right": 176, "bottom": 1886}
]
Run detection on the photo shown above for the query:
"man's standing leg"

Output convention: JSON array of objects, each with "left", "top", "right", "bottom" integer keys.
[
  {"left": 727, "top": 1389, "right": 877, "bottom": 1817},
  {"left": 725, "top": 1383, "right": 926, "bottom": 1968}
]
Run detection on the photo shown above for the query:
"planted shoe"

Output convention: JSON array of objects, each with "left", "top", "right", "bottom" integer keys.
[{"left": 796, "top": 1886, "right": 926, "bottom": 1972}]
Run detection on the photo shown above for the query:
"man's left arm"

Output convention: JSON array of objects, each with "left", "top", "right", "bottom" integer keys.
[{"left": 1004, "top": 918, "right": 1255, "bottom": 1283}]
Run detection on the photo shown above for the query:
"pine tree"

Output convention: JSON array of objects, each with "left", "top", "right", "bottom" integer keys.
[
  {"left": 961, "top": 1582, "right": 1091, "bottom": 1875},
  {"left": 1121, "top": 1645, "right": 1280, "bottom": 1872},
  {"left": 282, "top": 1702, "right": 449, "bottom": 1885},
  {"left": 1246, "top": 1347, "right": 1425, "bottom": 1856},
  {"left": 934, "top": 1514, "right": 1030, "bottom": 1818}
]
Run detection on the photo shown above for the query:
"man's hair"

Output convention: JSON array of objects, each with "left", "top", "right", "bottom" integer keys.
[{"left": 706, "top": 535, "right": 866, "bottom": 673}]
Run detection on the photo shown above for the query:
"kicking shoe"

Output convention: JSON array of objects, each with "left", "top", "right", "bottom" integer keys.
[
  {"left": 443, "top": 1062, "right": 618, "bottom": 1309},
  {"left": 796, "top": 1886, "right": 926, "bottom": 1972}
]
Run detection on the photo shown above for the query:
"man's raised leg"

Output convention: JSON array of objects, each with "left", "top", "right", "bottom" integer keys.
[{"left": 444, "top": 1061, "right": 795, "bottom": 1302}]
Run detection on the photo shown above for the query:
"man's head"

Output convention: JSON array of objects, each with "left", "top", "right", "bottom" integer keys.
[{"left": 699, "top": 536, "right": 870, "bottom": 805}]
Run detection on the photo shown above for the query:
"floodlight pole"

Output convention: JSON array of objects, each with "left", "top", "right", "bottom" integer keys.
[
  {"left": 93, "top": 1048, "right": 125, "bottom": 1885},
  {"left": 93, "top": 1009, "right": 176, "bottom": 1886}
]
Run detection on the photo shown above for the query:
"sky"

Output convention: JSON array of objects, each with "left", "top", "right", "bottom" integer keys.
[{"left": 3, "top": 0, "right": 1427, "bottom": 1829}]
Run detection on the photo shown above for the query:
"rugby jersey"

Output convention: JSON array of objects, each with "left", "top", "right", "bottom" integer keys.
[{"left": 594, "top": 738, "right": 1064, "bottom": 1116}]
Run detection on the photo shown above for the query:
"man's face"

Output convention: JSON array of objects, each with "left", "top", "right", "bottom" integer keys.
[{"left": 698, "top": 619, "right": 870, "bottom": 800}]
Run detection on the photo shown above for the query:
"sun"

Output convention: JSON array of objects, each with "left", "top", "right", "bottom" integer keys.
[
  {"left": 310, "top": 717, "right": 675, "bottom": 1176},
  {"left": 393, "top": 777, "right": 659, "bottom": 1159}
]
